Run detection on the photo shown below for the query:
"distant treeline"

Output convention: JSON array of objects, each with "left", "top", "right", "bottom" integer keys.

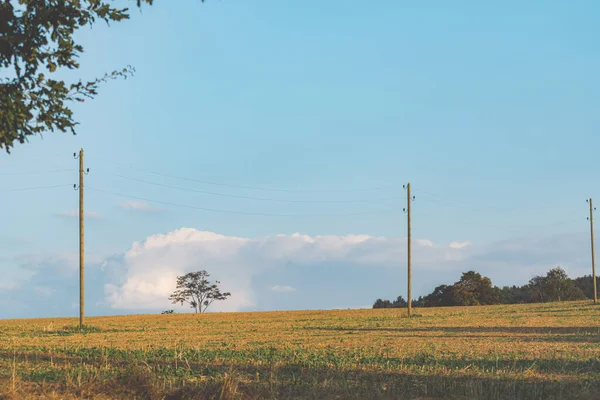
[{"left": 373, "top": 267, "right": 598, "bottom": 309}]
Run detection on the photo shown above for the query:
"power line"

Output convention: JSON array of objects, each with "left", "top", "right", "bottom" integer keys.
[
  {"left": 87, "top": 186, "right": 394, "bottom": 217},
  {"left": 414, "top": 188, "right": 573, "bottom": 217},
  {"left": 409, "top": 209, "right": 582, "bottom": 232},
  {"left": 414, "top": 188, "right": 510, "bottom": 212},
  {"left": 98, "top": 171, "right": 401, "bottom": 204},
  {"left": 110, "top": 163, "right": 397, "bottom": 193},
  {"left": 0, "top": 184, "right": 71, "bottom": 192},
  {"left": 0, "top": 169, "right": 76, "bottom": 176},
  {"left": 0, "top": 152, "right": 68, "bottom": 162},
  {"left": 456, "top": 216, "right": 581, "bottom": 231}
]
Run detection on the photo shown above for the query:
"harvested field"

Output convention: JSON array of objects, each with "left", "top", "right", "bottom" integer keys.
[{"left": 0, "top": 301, "right": 599, "bottom": 399}]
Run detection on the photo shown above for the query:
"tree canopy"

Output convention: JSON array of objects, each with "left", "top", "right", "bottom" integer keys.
[
  {"left": 413, "top": 271, "right": 500, "bottom": 307},
  {"left": 528, "top": 267, "right": 586, "bottom": 303},
  {"left": 572, "top": 275, "right": 600, "bottom": 300},
  {"left": 375, "top": 266, "right": 593, "bottom": 309},
  {"left": 373, "top": 296, "right": 407, "bottom": 309},
  {"left": 0, "top": 0, "right": 202, "bottom": 153},
  {"left": 452, "top": 271, "right": 501, "bottom": 306},
  {"left": 168, "top": 270, "right": 231, "bottom": 313}
]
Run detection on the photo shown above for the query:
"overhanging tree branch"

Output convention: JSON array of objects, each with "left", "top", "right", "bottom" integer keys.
[{"left": 0, "top": 0, "right": 204, "bottom": 153}]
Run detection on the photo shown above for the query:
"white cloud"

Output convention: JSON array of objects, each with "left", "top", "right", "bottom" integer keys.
[
  {"left": 449, "top": 241, "right": 472, "bottom": 249},
  {"left": 34, "top": 286, "right": 55, "bottom": 296},
  {"left": 118, "top": 200, "right": 161, "bottom": 213},
  {"left": 3, "top": 227, "right": 594, "bottom": 319},
  {"left": 56, "top": 209, "right": 104, "bottom": 220},
  {"left": 13, "top": 252, "right": 79, "bottom": 276},
  {"left": 271, "top": 285, "right": 296, "bottom": 293},
  {"left": 103, "top": 228, "right": 465, "bottom": 313},
  {"left": 0, "top": 282, "right": 17, "bottom": 291}
]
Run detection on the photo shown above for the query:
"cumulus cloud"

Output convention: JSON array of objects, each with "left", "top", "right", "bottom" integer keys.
[
  {"left": 1, "top": 228, "right": 594, "bottom": 319},
  {"left": 56, "top": 209, "right": 104, "bottom": 220},
  {"left": 100, "top": 229, "right": 598, "bottom": 314},
  {"left": 102, "top": 229, "right": 472, "bottom": 313},
  {"left": 0, "top": 251, "right": 110, "bottom": 318},
  {"left": 449, "top": 241, "right": 472, "bottom": 249},
  {"left": 104, "top": 229, "right": 253, "bottom": 313},
  {"left": 271, "top": 285, "right": 296, "bottom": 293},
  {"left": 416, "top": 239, "right": 434, "bottom": 247},
  {"left": 118, "top": 200, "right": 161, "bottom": 213}
]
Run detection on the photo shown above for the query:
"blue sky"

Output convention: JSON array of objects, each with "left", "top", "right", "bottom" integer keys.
[{"left": 1, "top": 1, "right": 599, "bottom": 318}]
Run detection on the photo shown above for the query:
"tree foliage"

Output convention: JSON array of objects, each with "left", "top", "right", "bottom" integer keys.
[
  {"left": 373, "top": 266, "right": 593, "bottom": 310},
  {"left": 168, "top": 270, "right": 231, "bottom": 313},
  {"left": 421, "top": 284, "right": 454, "bottom": 307},
  {"left": 528, "top": 267, "right": 586, "bottom": 303},
  {"left": 415, "top": 272, "right": 500, "bottom": 308},
  {"left": 0, "top": 0, "right": 202, "bottom": 153},
  {"left": 451, "top": 271, "right": 501, "bottom": 306},
  {"left": 499, "top": 285, "right": 531, "bottom": 304},
  {"left": 373, "top": 296, "right": 407, "bottom": 309},
  {"left": 572, "top": 275, "right": 600, "bottom": 300}
]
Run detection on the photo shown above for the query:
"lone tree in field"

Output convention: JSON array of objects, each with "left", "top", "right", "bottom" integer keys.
[{"left": 168, "top": 270, "right": 231, "bottom": 313}]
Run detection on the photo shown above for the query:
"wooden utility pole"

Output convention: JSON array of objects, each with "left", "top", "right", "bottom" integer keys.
[
  {"left": 75, "top": 149, "right": 86, "bottom": 328},
  {"left": 404, "top": 183, "right": 414, "bottom": 316},
  {"left": 407, "top": 182, "right": 412, "bottom": 316},
  {"left": 589, "top": 198, "right": 597, "bottom": 304}
]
